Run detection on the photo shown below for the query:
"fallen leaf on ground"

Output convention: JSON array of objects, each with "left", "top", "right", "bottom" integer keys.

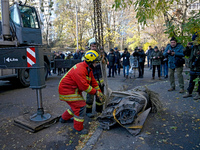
[
  {"left": 139, "top": 137, "right": 144, "bottom": 140},
  {"left": 185, "top": 134, "right": 189, "bottom": 137},
  {"left": 145, "top": 131, "right": 151, "bottom": 135}
]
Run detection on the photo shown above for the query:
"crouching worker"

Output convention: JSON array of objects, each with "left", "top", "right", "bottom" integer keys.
[{"left": 58, "top": 50, "right": 105, "bottom": 134}]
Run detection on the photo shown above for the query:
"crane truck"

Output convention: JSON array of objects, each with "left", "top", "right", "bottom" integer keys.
[
  {"left": 0, "top": 0, "right": 53, "bottom": 87},
  {"left": 0, "top": 0, "right": 82, "bottom": 88},
  {"left": 0, "top": 0, "right": 62, "bottom": 128}
]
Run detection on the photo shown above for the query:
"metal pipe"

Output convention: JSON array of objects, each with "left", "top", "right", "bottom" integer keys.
[
  {"left": 1, "top": 0, "right": 11, "bottom": 39},
  {"left": 36, "top": 89, "right": 43, "bottom": 109}
]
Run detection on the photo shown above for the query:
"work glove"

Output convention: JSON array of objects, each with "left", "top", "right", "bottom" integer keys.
[{"left": 96, "top": 91, "right": 106, "bottom": 103}]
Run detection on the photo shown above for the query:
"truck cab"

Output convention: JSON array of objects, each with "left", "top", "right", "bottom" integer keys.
[
  {"left": 0, "top": 1, "right": 50, "bottom": 87},
  {"left": 9, "top": 3, "right": 42, "bottom": 46}
]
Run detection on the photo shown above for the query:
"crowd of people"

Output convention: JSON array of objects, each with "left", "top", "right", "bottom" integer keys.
[
  {"left": 107, "top": 45, "right": 168, "bottom": 80},
  {"left": 54, "top": 34, "right": 200, "bottom": 100},
  {"left": 57, "top": 33, "right": 200, "bottom": 135},
  {"left": 106, "top": 33, "right": 200, "bottom": 101},
  {"left": 52, "top": 49, "right": 85, "bottom": 76}
]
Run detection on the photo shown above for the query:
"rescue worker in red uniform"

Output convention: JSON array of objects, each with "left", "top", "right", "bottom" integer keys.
[{"left": 58, "top": 50, "right": 105, "bottom": 134}]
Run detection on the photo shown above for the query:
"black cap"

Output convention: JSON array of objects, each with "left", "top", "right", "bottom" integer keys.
[
  {"left": 154, "top": 46, "right": 158, "bottom": 49},
  {"left": 124, "top": 48, "right": 128, "bottom": 51},
  {"left": 110, "top": 48, "right": 114, "bottom": 51},
  {"left": 170, "top": 36, "right": 177, "bottom": 42}
]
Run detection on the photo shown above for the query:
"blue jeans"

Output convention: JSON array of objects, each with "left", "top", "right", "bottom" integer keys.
[
  {"left": 164, "top": 62, "right": 168, "bottom": 76},
  {"left": 147, "top": 57, "right": 152, "bottom": 69},
  {"left": 160, "top": 64, "right": 164, "bottom": 76},
  {"left": 147, "top": 57, "right": 150, "bottom": 68},
  {"left": 115, "top": 63, "right": 120, "bottom": 75},
  {"left": 123, "top": 65, "right": 129, "bottom": 76},
  {"left": 161, "top": 62, "right": 168, "bottom": 76}
]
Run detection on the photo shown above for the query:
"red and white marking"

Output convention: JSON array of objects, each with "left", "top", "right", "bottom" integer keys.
[{"left": 27, "top": 47, "right": 36, "bottom": 67}]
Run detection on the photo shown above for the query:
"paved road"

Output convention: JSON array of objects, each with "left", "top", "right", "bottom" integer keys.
[
  {"left": 0, "top": 74, "right": 92, "bottom": 150},
  {"left": 91, "top": 67, "right": 200, "bottom": 150},
  {"left": 1, "top": 67, "right": 200, "bottom": 150}
]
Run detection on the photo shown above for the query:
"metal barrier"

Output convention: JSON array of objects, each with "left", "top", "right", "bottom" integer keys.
[{"left": 54, "top": 59, "right": 81, "bottom": 69}]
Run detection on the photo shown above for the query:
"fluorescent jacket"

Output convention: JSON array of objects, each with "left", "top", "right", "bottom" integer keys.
[{"left": 59, "top": 61, "right": 100, "bottom": 101}]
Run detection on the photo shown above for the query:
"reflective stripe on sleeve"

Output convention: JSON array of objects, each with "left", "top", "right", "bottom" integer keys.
[
  {"left": 94, "top": 86, "right": 100, "bottom": 90},
  {"left": 85, "top": 85, "right": 92, "bottom": 93},
  {"left": 97, "top": 79, "right": 104, "bottom": 84}
]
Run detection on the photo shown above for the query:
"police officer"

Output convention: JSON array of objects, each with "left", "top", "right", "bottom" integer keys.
[
  {"left": 107, "top": 48, "right": 116, "bottom": 77},
  {"left": 114, "top": 47, "right": 121, "bottom": 75}
]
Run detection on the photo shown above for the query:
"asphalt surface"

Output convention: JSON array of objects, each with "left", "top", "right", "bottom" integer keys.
[
  {"left": 0, "top": 67, "right": 200, "bottom": 150},
  {"left": 88, "top": 67, "right": 200, "bottom": 150},
  {"left": 0, "top": 74, "right": 94, "bottom": 150}
]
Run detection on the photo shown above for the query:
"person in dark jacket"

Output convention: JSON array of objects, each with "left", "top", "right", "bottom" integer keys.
[
  {"left": 183, "top": 42, "right": 193, "bottom": 68},
  {"left": 59, "top": 51, "right": 66, "bottom": 73},
  {"left": 122, "top": 48, "right": 130, "bottom": 78},
  {"left": 163, "top": 37, "right": 185, "bottom": 93},
  {"left": 107, "top": 49, "right": 116, "bottom": 77},
  {"left": 183, "top": 33, "right": 200, "bottom": 100},
  {"left": 73, "top": 49, "right": 82, "bottom": 60},
  {"left": 133, "top": 47, "right": 145, "bottom": 78},
  {"left": 151, "top": 46, "right": 162, "bottom": 80},
  {"left": 54, "top": 52, "right": 62, "bottom": 76},
  {"left": 160, "top": 46, "right": 168, "bottom": 78},
  {"left": 80, "top": 49, "right": 85, "bottom": 60},
  {"left": 114, "top": 47, "right": 121, "bottom": 75},
  {"left": 146, "top": 46, "right": 154, "bottom": 69},
  {"left": 100, "top": 47, "right": 108, "bottom": 64}
]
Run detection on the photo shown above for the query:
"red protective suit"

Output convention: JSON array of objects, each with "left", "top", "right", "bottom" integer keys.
[{"left": 59, "top": 61, "right": 101, "bottom": 131}]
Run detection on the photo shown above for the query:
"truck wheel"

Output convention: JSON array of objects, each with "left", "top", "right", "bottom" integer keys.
[
  {"left": 18, "top": 69, "right": 30, "bottom": 87},
  {"left": 44, "top": 62, "right": 48, "bottom": 80}
]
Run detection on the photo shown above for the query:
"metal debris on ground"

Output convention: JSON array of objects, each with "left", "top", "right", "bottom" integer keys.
[{"left": 97, "top": 86, "right": 162, "bottom": 135}]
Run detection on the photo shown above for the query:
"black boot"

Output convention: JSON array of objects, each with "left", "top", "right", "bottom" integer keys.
[
  {"left": 86, "top": 107, "right": 95, "bottom": 118},
  {"left": 73, "top": 128, "right": 88, "bottom": 135}
]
